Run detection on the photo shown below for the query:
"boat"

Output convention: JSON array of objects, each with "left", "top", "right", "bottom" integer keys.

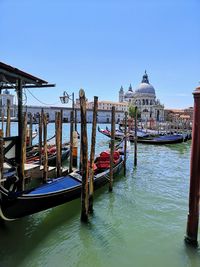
[
  {"left": 0, "top": 147, "right": 124, "bottom": 220},
  {"left": 98, "top": 126, "right": 185, "bottom": 145},
  {"left": 26, "top": 144, "right": 70, "bottom": 166}
]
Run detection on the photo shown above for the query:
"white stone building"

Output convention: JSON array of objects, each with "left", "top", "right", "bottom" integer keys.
[
  {"left": 119, "top": 71, "right": 164, "bottom": 122},
  {"left": 0, "top": 89, "right": 16, "bottom": 117}
]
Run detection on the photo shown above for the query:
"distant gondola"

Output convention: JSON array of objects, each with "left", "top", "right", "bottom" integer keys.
[{"left": 98, "top": 126, "right": 186, "bottom": 145}]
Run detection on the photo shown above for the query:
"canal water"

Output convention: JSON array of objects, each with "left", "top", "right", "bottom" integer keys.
[{"left": 0, "top": 123, "right": 199, "bottom": 267}]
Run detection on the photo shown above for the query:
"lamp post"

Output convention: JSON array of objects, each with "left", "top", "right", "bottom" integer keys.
[
  {"left": 60, "top": 91, "right": 74, "bottom": 114},
  {"left": 60, "top": 91, "right": 78, "bottom": 168}
]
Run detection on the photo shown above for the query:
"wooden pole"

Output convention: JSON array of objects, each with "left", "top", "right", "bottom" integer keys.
[
  {"left": 17, "top": 79, "right": 24, "bottom": 191},
  {"left": 43, "top": 113, "right": 48, "bottom": 182},
  {"left": 56, "top": 112, "right": 62, "bottom": 177},
  {"left": 0, "top": 129, "right": 4, "bottom": 185},
  {"left": 29, "top": 113, "right": 33, "bottom": 147},
  {"left": 109, "top": 106, "right": 115, "bottom": 192},
  {"left": 79, "top": 89, "right": 89, "bottom": 222},
  {"left": 185, "top": 86, "right": 200, "bottom": 247},
  {"left": 134, "top": 106, "right": 138, "bottom": 167},
  {"left": 1, "top": 111, "right": 4, "bottom": 136},
  {"left": 60, "top": 109, "right": 63, "bottom": 162},
  {"left": 75, "top": 108, "right": 77, "bottom": 132},
  {"left": 39, "top": 110, "right": 44, "bottom": 165},
  {"left": 124, "top": 111, "right": 128, "bottom": 175},
  {"left": 88, "top": 96, "right": 98, "bottom": 213},
  {"left": 21, "top": 113, "right": 27, "bottom": 190},
  {"left": 69, "top": 111, "right": 74, "bottom": 173},
  {"left": 6, "top": 99, "right": 11, "bottom": 137}
]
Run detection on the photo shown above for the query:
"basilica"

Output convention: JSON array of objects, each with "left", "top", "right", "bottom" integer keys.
[{"left": 119, "top": 71, "right": 164, "bottom": 122}]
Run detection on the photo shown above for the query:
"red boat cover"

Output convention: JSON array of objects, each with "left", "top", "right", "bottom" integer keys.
[{"left": 96, "top": 150, "right": 120, "bottom": 169}]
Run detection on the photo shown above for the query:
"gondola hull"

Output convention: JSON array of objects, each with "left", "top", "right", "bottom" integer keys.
[
  {"left": 0, "top": 158, "right": 124, "bottom": 220},
  {"left": 98, "top": 127, "right": 184, "bottom": 145}
]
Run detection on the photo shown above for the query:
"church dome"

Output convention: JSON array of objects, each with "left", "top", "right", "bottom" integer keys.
[
  {"left": 135, "top": 71, "right": 155, "bottom": 95},
  {"left": 124, "top": 84, "right": 134, "bottom": 98}
]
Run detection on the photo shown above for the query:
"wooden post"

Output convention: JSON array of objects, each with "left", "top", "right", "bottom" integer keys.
[
  {"left": 79, "top": 89, "right": 89, "bottom": 222},
  {"left": 16, "top": 79, "right": 24, "bottom": 191},
  {"left": 56, "top": 112, "right": 62, "bottom": 177},
  {"left": 134, "top": 106, "right": 138, "bottom": 166},
  {"left": 21, "top": 113, "right": 27, "bottom": 190},
  {"left": 29, "top": 113, "right": 33, "bottom": 147},
  {"left": 124, "top": 111, "right": 128, "bottom": 175},
  {"left": 1, "top": 111, "right": 4, "bottom": 135},
  {"left": 39, "top": 109, "right": 44, "bottom": 165},
  {"left": 69, "top": 111, "right": 74, "bottom": 173},
  {"left": 0, "top": 129, "right": 4, "bottom": 185},
  {"left": 6, "top": 99, "right": 11, "bottom": 137},
  {"left": 43, "top": 113, "right": 48, "bottom": 182},
  {"left": 88, "top": 96, "right": 98, "bottom": 213},
  {"left": 185, "top": 86, "right": 200, "bottom": 247},
  {"left": 75, "top": 108, "right": 77, "bottom": 132},
  {"left": 60, "top": 109, "right": 63, "bottom": 163},
  {"left": 109, "top": 106, "right": 115, "bottom": 192},
  {"left": 72, "top": 130, "right": 78, "bottom": 167}
]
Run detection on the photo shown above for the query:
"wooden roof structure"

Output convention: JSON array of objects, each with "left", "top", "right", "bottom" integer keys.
[
  {"left": 0, "top": 61, "right": 55, "bottom": 190},
  {"left": 0, "top": 61, "right": 55, "bottom": 89}
]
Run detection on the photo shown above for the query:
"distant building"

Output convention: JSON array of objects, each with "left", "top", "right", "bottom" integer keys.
[
  {"left": 164, "top": 107, "right": 193, "bottom": 123},
  {"left": 0, "top": 89, "right": 15, "bottom": 117},
  {"left": 87, "top": 100, "right": 128, "bottom": 112},
  {"left": 118, "top": 71, "right": 165, "bottom": 122}
]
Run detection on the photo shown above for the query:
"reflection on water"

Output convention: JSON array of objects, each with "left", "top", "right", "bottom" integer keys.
[{"left": 0, "top": 123, "right": 198, "bottom": 267}]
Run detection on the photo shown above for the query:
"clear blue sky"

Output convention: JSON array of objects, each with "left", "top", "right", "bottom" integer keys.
[{"left": 1, "top": 0, "right": 199, "bottom": 109}]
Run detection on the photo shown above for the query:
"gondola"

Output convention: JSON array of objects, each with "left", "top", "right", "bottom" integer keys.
[
  {"left": 0, "top": 147, "right": 124, "bottom": 221},
  {"left": 26, "top": 144, "right": 70, "bottom": 166},
  {"left": 98, "top": 126, "right": 185, "bottom": 145}
]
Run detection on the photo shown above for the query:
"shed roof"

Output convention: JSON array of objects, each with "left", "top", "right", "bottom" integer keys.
[{"left": 0, "top": 61, "right": 48, "bottom": 86}]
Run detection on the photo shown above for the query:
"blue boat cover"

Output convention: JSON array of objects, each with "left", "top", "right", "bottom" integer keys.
[{"left": 27, "top": 176, "right": 81, "bottom": 195}]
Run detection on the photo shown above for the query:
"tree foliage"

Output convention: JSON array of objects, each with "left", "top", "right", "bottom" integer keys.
[{"left": 128, "top": 105, "right": 141, "bottom": 119}]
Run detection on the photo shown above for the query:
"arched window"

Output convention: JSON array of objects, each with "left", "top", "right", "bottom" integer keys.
[
  {"left": 146, "top": 99, "right": 148, "bottom": 105},
  {"left": 142, "top": 99, "right": 145, "bottom": 105}
]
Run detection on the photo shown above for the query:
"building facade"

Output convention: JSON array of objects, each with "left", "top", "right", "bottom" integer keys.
[
  {"left": 119, "top": 71, "right": 165, "bottom": 122},
  {"left": 0, "top": 89, "right": 16, "bottom": 117}
]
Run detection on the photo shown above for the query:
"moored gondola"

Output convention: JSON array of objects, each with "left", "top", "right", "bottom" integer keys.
[
  {"left": 0, "top": 148, "right": 124, "bottom": 221},
  {"left": 98, "top": 126, "right": 186, "bottom": 145}
]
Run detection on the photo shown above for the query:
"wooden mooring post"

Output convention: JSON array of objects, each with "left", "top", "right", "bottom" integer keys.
[
  {"left": 1, "top": 111, "right": 4, "bottom": 136},
  {"left": 21, "top": 113, "right": 27, "bottom": 190},
  {"left": 29, "top": 113, "right": 33, "bottom": 147},
  {"left": 124, "top": 111, "right": 128, "bottom": 176},
  {"left": 43, "top": 113, "right": 48, "bottom": 182},
  {"left": 0, "top": 129, "right": 4, "bottom": 185},
  {"left": 109, "top": 106, "right": 115, "bottom": 192},
  {"left": 69, "top": 111, "right": 74, "bottom": 173},
  {"left": 185, "top": 86, "right": 200, "bottom": 247},
  {"left": 60, "top": 109, "right": 63, "bottom": 162},
  {"left": 39, "top": 110, "right": 44, "bottom": 165},
  {"left": 79, "top": 89, "right": 89, "bottom": 222},
  {"left": 56, "top": 112, "right": 62, "bottom": 177},
  {"left": 75, "top": 108, "right": 77, "bottom": 132},
  {"left": 134, "top": 106, "right": 138, "bottom": 167},
  {"left": 88, "top": 96, "right": 98, "bottom": 213},
  {"left": 6, "top": 99, "right": 11, "bottom": 137}
]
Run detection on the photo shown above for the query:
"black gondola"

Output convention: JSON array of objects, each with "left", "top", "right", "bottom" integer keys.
[
  {"left": 0, "top": 151, "right": 124, "bottom": 221},
  {"left": 98, "top": 126, "right": 185, "bottom": 145}
]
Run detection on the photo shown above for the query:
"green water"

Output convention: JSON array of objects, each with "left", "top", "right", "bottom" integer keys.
[{"left": 0, "top": 123, "right": 200, "bottom": 267}]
